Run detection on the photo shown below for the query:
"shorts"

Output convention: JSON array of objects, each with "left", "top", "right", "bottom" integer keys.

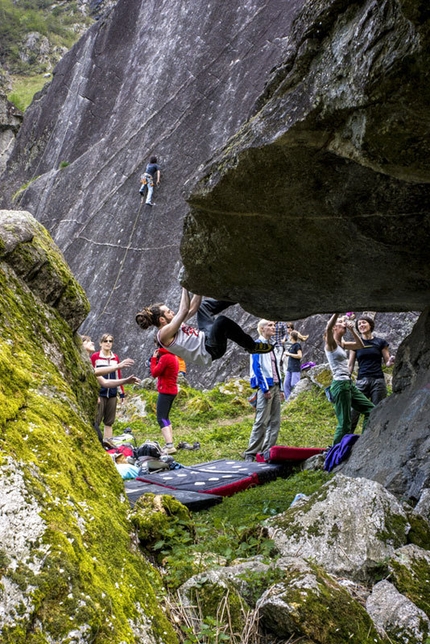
[{"left": 96, "top": 395, "right": 117, "bottom": 427}]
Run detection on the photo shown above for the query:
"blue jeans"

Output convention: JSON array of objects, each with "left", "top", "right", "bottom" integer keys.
[
  {"left": 139, "top": 173, "right": 154, "bottom": 204},
  {"left": 284, "top": 371, "right": 301, "bottom": 400}
]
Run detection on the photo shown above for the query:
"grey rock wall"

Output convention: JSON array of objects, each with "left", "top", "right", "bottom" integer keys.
[
  {"left": 0, "top": 0, "right": 308, "bottom": 384},
  {"left": 0, "top": 95, "right": 22, "bottom": 175},
  {"left": 182, "top": 0, "right": 430, "bottom": 319}
]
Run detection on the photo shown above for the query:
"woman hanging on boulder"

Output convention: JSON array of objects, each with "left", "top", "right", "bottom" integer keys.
[
  {"left": 348, "top": 315, "right": 394, "bottom": 431},
  {"left": 324, "top": 314, "right": 375, "bottom": 445},
  {"left": 136, "top": 288, "right": 274, "bottom": 368}
]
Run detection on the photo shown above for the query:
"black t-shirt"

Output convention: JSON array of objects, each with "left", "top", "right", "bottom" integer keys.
[
  {"left": 287, "top": 342, "right": 302, "bottom": 373},
  {"left": 356, "top": 337, "right": 389, "bottom": 379},
  {"left": 145, "top": 163, "right": 160, "bottom": 178}
]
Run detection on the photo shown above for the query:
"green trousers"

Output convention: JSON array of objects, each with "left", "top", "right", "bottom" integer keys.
[{"left": 330, "top": 379, "right": 375, "bottom": 445}]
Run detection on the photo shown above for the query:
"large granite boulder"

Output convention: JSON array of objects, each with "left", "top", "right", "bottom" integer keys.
[
  {"left": 266, "top": 474, "right": 410, "bottom": 581},
  {"left": 366, "top": 580, "right": 430, "bottom": 643},
  {"left": 176, "top": 479, "right": 430, "bottom": 643},
  {"left": 182, "top": 0, "right": 430, "bottom": 319},
  {"left": 1, "top": 0, "right": 427, "bottom": 385},
  {"left": 0, "top": 210, "right": 176, "bottom": 643}
]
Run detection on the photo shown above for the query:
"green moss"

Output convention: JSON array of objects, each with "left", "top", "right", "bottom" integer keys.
[
  {"left": 274, "top": 563, "right": 385, "bottom": 643},
  {"left": 188, "top": 576, "right": 249, "bottom": 636},
  {"left": 11, "top": 176, "right": 41, "bottom": 202},
  {"left": 236, "top": 567, "right": 284, "bottom": 606},
  {"left": 389, "top": 554, "right": 430, "bottom": 618},
  {"left": 376, "top": 506, "right": 409, "bottom": 548},
  {"left": 406, "top": 513, "right": 430, "bottom": 550},
  {"left": 131, "top": 493, "right": 195, "bottom": 553},
  {"left": 0, "top": 220, "right": 178, "bottom": 643}
]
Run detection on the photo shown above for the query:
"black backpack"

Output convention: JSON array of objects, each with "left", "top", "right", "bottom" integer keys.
[{"left": 134, "top": 440, "right": 163, "bottom": 459}]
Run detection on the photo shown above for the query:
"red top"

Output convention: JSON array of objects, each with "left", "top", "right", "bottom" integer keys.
[{"left": 150, "top": 348, "right": 179, "bottom": 395}]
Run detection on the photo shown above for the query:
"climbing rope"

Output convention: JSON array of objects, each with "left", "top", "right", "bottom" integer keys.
[{"left": 96, "top": 197, "right": 145, "bottom": 320}]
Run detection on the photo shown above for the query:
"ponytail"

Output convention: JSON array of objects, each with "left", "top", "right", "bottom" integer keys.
[{"left": 136, "top": 303, "right": 164, "bottom": 329}]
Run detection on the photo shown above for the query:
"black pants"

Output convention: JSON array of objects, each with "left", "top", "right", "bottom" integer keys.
[
  {"left": 350, "top": 377, "right": 387, "bottom": 431},
  {"left": 156, "top": 393, "right": 176, "bottom": 428},
  {"left": 197, "top": 298, "right": 256, "bottom": 360}
]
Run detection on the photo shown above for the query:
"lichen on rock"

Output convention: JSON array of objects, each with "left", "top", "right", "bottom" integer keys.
[
  {"left": 0, "top": 209, "right": 177, "bottom": 643},
  {"left": 266, "top": 474, "right": 410, "bottom": 582}
]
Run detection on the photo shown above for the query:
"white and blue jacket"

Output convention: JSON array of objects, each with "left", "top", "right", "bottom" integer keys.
[{"left": 250, "top": 336, "right": 280, "bottom": 393}]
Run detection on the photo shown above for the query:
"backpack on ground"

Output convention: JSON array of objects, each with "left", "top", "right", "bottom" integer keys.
[{"left": 134, "top": 440, "right": 163, "bottom": 459}]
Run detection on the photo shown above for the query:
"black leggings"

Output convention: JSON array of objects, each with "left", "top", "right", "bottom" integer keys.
[
  {"left": 156, "top": 393, "right": 176, "bottom": 428},
  {"left": 197, "top": 298, "right": 256, "bottom": 360}
]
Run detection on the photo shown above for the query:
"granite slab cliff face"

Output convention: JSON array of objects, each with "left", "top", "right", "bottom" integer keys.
[
  {"left": 0, "top": 0, "right": 308, "bottom": 383},
  {"left": 0, "top": 210, "right": 176, "bottom": 643},
  {"left": 182, "top": 0, "right": 430, "bottom": 319}
]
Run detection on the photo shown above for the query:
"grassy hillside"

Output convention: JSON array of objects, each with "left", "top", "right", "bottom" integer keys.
[{"left": 1, "top": 0, "right": 92, "bottom": 106}]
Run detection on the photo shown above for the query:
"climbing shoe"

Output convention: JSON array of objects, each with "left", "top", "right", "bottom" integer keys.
[
  {"left": 177, "top": 441, "right": 200, "bottom": 451},
  {"left": 249, "top": 342, "right": 275, "bottom": 354}
]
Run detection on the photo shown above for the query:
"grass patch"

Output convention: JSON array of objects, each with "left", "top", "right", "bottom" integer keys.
[
  {"left": 115, "top": 379, "right": 336, "bottom": 464},
  {"left": 114, "top": 379, "right": 334, "bottom": 590},
  {"left": 8, "top": 73, "right": 48, "bottom": 111}
]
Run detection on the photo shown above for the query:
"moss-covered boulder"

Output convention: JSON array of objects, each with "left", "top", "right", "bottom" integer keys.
[
  {"left": 0, "top": 210, "right": 177, "bottom": 643},
  {"left": 131, "top": 493, "right": 195, "bottom": 554},
  {"left": 403, "top": 505, "right": 430, "bottom": 550},
  {"left": 177, "top": 564, "right": 256, "bottom": 639},
  {"left": 257, "top": 557, "right": 385, "bottom": 643},
  {"left": 366, "top": 580, "right": 430, "bottom": 644},
  {"left": 266, "top": 474, "right": 410, "bottom": 582},
  {"left": 388, "top": 544, "right": 430, "bottom": 619}
]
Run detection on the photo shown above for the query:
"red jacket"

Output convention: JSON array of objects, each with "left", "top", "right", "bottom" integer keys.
[{"left": 150, "top": 348, "right": 179, "bottom": 395}]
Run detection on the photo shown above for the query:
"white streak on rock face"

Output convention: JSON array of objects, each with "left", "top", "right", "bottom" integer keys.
[{"left": 0, "top": 458, "right": 48, "bottom": 628}]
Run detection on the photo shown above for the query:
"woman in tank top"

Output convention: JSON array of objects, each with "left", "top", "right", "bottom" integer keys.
[
  {"left": 324, "top": 313, "right": 375, "bottom": 445},
  {"left": 135, "top": 287, "right": 274, "bottom": 368}
]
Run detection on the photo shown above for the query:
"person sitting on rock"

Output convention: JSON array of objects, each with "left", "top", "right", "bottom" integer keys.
[{"left": 135, "top": 287, "right": 275, "bottom": 367}]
